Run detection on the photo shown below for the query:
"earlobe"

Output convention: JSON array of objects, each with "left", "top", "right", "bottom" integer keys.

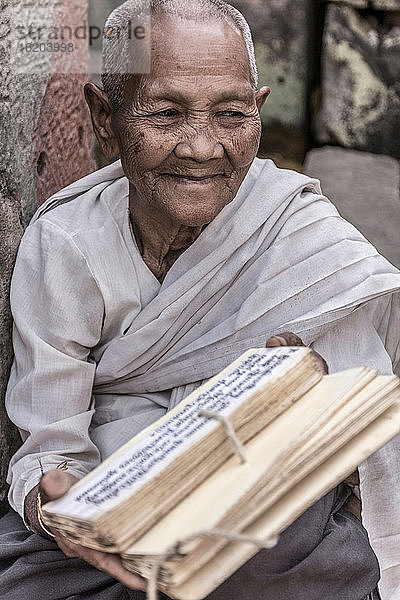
[
  {"left": 255, "top": 86, "right": 271, "bottom": 113},
  {"left": 84, "top": 82, "right": 120, "bottom": 158}
]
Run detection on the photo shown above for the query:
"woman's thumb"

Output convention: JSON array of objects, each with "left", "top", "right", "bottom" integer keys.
[{"left": 40, "top": 469, "right": 74, "bottom": 502}]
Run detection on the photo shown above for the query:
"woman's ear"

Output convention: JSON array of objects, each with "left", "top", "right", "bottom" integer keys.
[
  {"left": 84, "top": 82, "right": 120, "bottom": 158},
  {"left": 255, "top": 86, "right": 271, "bottom": 113}
]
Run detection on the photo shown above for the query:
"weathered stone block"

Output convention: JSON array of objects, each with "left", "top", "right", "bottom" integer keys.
[
  {"left": 33, "top": 73, "right": 95, "bottom": 206},
  {"left": 5, "top": 0, "right": 95, "bottom": 222},
  {"left": 331, "top": 0, "right": 400, "bottom": 8},
  {"left": 371, "top": 0, "right": 400, "bottom": 7},
  {"left": 315, "top": 4, "right": 400, "bottom": 158},
  {"left": 304, "top": 146, "right": 400, "bottom": 268}
]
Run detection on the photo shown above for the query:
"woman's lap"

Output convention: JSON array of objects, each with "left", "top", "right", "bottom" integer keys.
[{"left": 0, "top": 491, "right": 380, "bottom": 600}]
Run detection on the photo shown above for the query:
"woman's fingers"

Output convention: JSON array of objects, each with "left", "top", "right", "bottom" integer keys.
[
  {"left": 266, "top": 331, "right": 328, "bottom": 374},
  {"left": 40, "top": 471, "right": 146, "bottom": 590},
  {"left": 312, "top": 351, "right": 329, "bottom": 375},
  {"left": 53, "top": 532, "right": 147, "bottom": 591},
  {"left": 266, "top": 332, "right": 304, "bottom": 347}
]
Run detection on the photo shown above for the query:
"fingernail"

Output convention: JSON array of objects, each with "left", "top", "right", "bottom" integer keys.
[{"left": 274, "top": 336, "right": 288, "bottom": 346}]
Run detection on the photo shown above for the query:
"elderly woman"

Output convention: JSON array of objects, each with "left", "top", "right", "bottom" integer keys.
[{"left": 1, "top": 1, "right": 399, "bottom": 599}]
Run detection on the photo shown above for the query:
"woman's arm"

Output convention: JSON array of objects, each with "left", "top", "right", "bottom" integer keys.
[{"left": 6, "top": 218, "right": 104, "bottom": 521}]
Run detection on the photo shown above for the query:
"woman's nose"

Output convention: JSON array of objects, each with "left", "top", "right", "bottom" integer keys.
[{"left": 174, "top": 128, "right": 224, "bottom": 162}]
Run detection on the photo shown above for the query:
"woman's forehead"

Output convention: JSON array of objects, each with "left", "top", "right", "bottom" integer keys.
[{"left": 148, "top": 15, "right": 252, "bottom": 80}]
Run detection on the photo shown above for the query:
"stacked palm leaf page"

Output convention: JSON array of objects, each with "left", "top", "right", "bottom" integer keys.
[{"left": 43, "top": 347, "right": 400, "bottom": 600}]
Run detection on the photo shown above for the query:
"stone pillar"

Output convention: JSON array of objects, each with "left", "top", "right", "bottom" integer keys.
[{"left": 0, "top": 0, "right": 95, "bottom": 515}]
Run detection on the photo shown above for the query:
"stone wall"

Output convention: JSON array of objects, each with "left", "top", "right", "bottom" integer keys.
[{"left": 0, "top": 0, "right": 95, "bottom": 515}]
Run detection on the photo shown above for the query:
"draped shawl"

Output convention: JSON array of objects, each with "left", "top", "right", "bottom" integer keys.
[{"left": 33, "top": 157, "right": 400, "bottom": 393}]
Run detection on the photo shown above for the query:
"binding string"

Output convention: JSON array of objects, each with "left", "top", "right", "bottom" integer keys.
[
  {"left": 147, "top": 529, "right": 280, "bottom": 600},
  {"left": 198, "top": 409, "right": 247, "bottom": 464},
  {"left": 145, "top": 411, "right": 277, "bottom": 599}
]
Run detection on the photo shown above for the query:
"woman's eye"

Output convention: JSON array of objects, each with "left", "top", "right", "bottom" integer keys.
[
  {"left": 219, "top": 111, "right": 245, "bottom": 118},
  {"left": 156, "top": 109, "right": 179, "bottom": 117}
]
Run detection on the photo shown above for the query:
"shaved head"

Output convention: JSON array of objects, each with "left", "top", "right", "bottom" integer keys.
[{"left": 101, "top": 0, "right": 258, "bottom": 109}]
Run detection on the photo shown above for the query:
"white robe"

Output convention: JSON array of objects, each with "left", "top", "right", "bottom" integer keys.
[{"left": 6, "top": 157, "right": 400, "bottom": 598}]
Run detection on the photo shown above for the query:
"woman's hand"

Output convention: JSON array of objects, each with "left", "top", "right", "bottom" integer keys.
[
  {"left": 26, "top": 470, "right": 147, "bottom": 592},
  {"left": 266, "top": 331, "right": 328, "bottom": 375}
]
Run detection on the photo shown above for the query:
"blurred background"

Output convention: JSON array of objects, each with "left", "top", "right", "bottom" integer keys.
[{"left": 0, "top": 0, "right": 399, "bottom": 514}]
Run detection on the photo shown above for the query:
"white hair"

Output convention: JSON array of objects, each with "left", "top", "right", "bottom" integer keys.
[{"left": 101, "top": 0, "right": 258, "bottom": 109}]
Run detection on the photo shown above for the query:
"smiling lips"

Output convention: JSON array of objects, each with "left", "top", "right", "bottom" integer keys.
[{"left": 165, "top": 173, "right": 224, "bottom": 184}]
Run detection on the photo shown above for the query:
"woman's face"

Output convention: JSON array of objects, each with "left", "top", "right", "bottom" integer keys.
[{"left": 109, "top": 15, "right": 269, "bottom": 227}]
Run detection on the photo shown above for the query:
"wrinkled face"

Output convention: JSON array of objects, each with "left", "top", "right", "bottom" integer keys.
[{"left": 110, "top": 15, "right": 265, "bottom": 227}]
